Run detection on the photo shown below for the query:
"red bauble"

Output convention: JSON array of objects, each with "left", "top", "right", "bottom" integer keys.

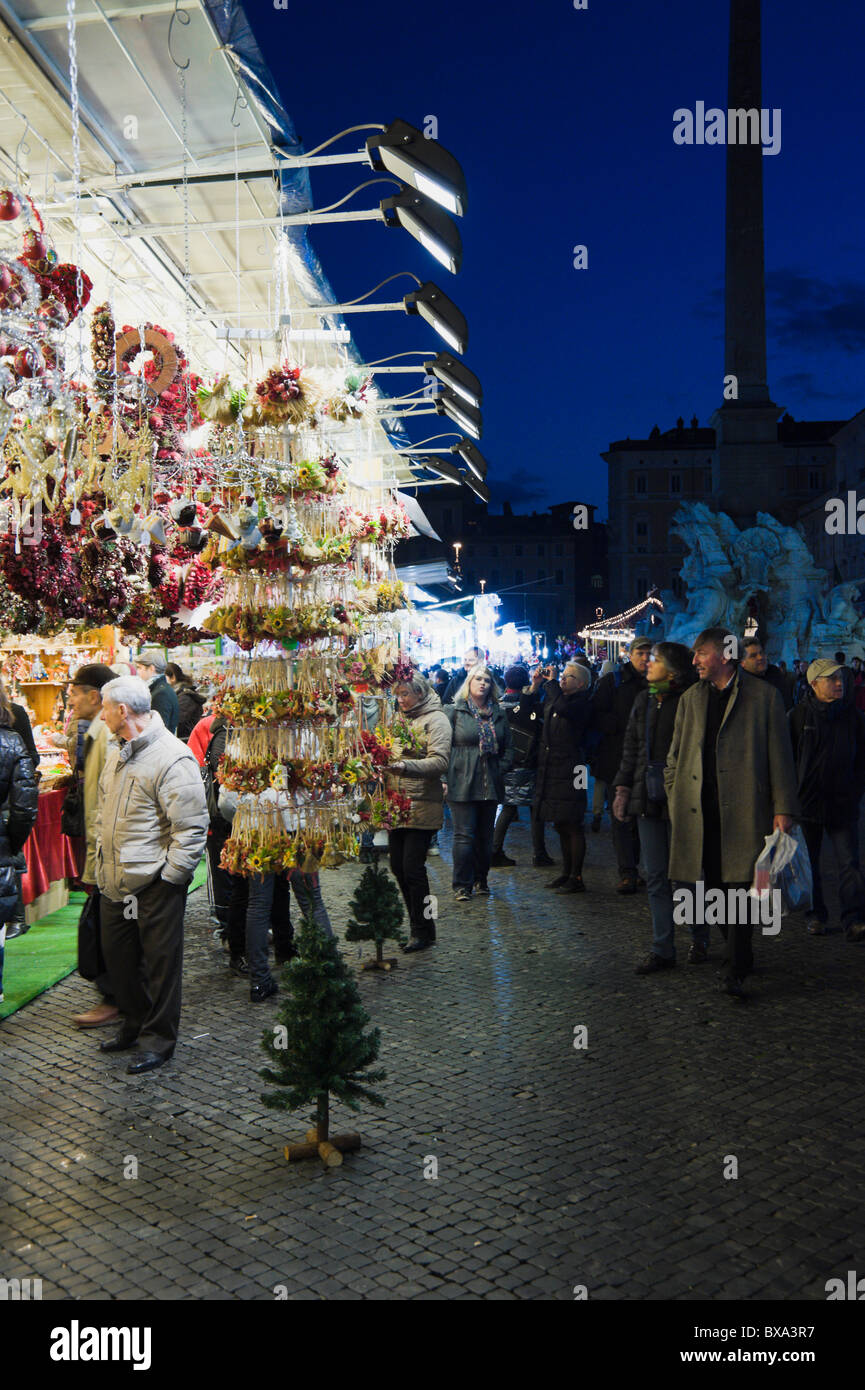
[
  {"left": 0, "top": 190, "right": 21, "bottom": 221},
  {"left": 13, "top": 346, "right": 43, "bottom": 378},
  {"left": 21, "top": 230, "right": 47, "bottom": 263}
]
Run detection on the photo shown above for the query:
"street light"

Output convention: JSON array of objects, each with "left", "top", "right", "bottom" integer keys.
[
  {"left": 453, "top": 542, "right": 462, "bottom": 572},
  {"left": 366, "top": 119, "right": 468, "bottom": 217},
  {"left": 436, "top": 389, "right": 482, "bottom": 439},
  {"left": 381, "top": 190, "right": 462, "bottom": 274}
]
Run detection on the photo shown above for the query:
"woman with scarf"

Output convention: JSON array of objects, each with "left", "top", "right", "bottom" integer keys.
[
  {"left": 444, "top": 665, "right": 513, "bottom": 902},
  {"left": 612, "top": 642, "right": 700, "bottom": 974}
]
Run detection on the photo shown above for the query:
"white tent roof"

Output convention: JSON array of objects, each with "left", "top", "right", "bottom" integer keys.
[{"left": 0, "top": 0, "right": 423, "bottom": 488}]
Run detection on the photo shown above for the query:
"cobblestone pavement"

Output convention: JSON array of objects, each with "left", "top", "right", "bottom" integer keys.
[{"left": 2, "top": 815, "right": 864, "bottom": 1302}]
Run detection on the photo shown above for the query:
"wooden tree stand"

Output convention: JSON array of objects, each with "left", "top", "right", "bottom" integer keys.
[
  {"left": 362, "top": 941, "right": 398, "bottom": 972},
  {"left": 283, "top": 1094, "right": 361, "bottom": 1167}
]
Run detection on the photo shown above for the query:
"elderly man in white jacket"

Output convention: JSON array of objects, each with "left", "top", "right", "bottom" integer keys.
[{"left": 94, "top": 676, "right": 208, "bottom": 1074}]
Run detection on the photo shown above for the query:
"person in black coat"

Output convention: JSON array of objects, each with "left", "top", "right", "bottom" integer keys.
[
  {"left": 533, "top": 663, "right": 593, "bottom": 893},
  {"left": 442, "top": 646, "right": 483, "bottom": 704},
  {"left": 589, "top": 637, "right": 651, "bottom": 891},
  {"left": 612, "top": 643, "right": 701, "bottom": 973},
  {"left": 136, "top": 650, "right": 179, "bottom": 735},
  {"left": 490, "top": 664, "right": 551, "bottom": 867},
  {"left": 788, "top": 658, "right": 865, "bottom": 942},
  {"left": 166, "top": 663, "right": 206, "bottom": 742},
  {"left": 0, "top": 714, "right": 39, "bottom": 997},
  {"left": 740, "top": 637, "right": 794, "bottom": 712}
]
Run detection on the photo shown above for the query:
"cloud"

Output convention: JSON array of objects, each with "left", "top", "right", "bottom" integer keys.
[
  {"left": 767, "top": 269, "right": 865, "bottom": 352},
  {"left": 773, "top": 371, "right": 852, "bottom": 403},
  {"left": 486, "top": 469, "right": 551, "bottom": 511}
]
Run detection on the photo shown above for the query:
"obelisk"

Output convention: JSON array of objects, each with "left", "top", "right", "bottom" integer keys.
[{"left": 712, "top": 0, "right": 784, "bottom": 522}]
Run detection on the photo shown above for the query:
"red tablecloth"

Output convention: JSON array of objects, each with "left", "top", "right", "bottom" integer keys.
[{"left": 22, "top": 787, "right": 82, "bottom": 905}]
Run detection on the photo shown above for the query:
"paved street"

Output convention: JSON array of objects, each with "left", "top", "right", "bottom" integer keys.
[{"left": 1, "top": 815, "right": 863, "bottom": 1301}]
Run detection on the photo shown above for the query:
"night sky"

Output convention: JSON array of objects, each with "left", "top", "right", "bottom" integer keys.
[{"left": 246, "top": 0, "right": 865, "bottom": 518}]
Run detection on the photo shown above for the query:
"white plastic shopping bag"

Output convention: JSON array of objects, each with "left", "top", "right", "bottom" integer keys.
[{"left": 751, "top": 826, "right": 813, "bottom": 914}]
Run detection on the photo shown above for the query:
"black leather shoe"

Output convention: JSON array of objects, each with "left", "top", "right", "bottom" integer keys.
[
  {"left": 617, "top": 876, "right": 638, "bottom": 895},
  {"left": 489, "top": 851, "right": 515, "bottom": 867},
  {"left": 229, "top": 954, "right": 249, "bottom": 974},
  {"left": 533, "top": 852, "right": 555, "bottom": 867},
  {"left": 402, "top": 934, "right": 434, "bottom": 953},
  {"left": 250, "top": 977, "right": 278, "bottom": 1003},
  {"left": 546, "top": 875, "right": 569, "bottom": 890},
  {"left": 127, "top": 1051, "right": 166, "bottom": 1074},
  {"left": 100, "top": 1034, "right": 139, "bottom": 1053}
]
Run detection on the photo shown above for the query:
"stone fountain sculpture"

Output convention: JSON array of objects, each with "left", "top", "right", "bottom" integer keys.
[{"left": 659, "top": 502, "right": 865, "bottom": 662}]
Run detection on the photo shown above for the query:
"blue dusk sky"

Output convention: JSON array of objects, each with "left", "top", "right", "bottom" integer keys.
[{"left": 246, "top": 0, "right": 865, "bottom": 518}]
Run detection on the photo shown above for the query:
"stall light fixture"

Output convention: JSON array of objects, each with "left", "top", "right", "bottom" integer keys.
[
  {"left": 366, "top": 119, "right": 468, "bottom": 217},
  {"left": 380, "top": 190, "right": 462, "bottom": 274},
  {"left": 300, "top": 281, "right": 467, "bottom": 354},
  {"left": 463, "top": 473, "right": 491, "bottom": 504},
  {"left": 404, "top": 282, "right": 468, "bottom": 355},
  {"left": 451, "top": 439, "right": 488, "bottom": 481},
  {"left": 419, "top": 456, "right": 463, "bottom": 484},
  {"left": 437, "top": 389, "right": 482, "bottom": 440},
  {"left": 425, "top": 352, "right": 482, "bottom": 407}
]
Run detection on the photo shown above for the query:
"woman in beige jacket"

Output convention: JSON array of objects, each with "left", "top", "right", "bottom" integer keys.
[{"left": 387, "top": 673, "right": 452, "bottom": 953}]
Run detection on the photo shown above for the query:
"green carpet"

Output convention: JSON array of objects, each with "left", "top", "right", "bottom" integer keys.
[{"left": 0, "top": 858, "right": 209, "bottom": 1020}]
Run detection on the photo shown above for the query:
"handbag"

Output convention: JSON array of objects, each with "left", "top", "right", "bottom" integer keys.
[
  {"left": 77, "top": 890, "right": 105, "bottom": 981},
  {"left": 61, "top": 781, "right": 85, "bottom": 838}
]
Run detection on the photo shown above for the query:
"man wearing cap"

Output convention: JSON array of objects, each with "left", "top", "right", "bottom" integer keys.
[
  {"left": 589, "top": 637, "right": 651, "bottom": 892},
  {"left": 135, "top": 650, "right": 179, "bottom": 736},
  {"left": 67, "top": 664, "right": 120, "bottom": 1029},
  {"left": 788, "top": 658, "right": 865, "bottom": 943},
  {"left": 665, "top": 628, "right": 800, "bottom": 997}
]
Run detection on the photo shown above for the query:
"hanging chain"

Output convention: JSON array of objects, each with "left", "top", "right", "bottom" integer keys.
[{"left": 66, "top": 0, "right": 85, "bottom": 379}]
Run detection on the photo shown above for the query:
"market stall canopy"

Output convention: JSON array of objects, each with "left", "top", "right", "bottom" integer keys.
[{"left": 0, "top": 0, "right": 422, "bottom": 488}]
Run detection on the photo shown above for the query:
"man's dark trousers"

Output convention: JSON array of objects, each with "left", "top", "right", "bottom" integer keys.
[
  {"left": 801, "top": 816, "right": 865, "bottom": 929},
  {"left": 702, "top": 797, "right": 753, "bottom": 981},
  {"left": 100, "top": 877, "right": 188, "bottom": 1056}
]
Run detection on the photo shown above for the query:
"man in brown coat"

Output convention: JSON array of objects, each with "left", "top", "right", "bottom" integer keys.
[{"left": 665, "top": 628, "right": 800, "bottom": 997}]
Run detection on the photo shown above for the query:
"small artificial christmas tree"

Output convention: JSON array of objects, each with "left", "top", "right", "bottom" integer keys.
[
  {"left": 260, "top": 915, "right": 386, "bottom": 1166},
  {"left": 345, "top": 861, "right": 407, "bottom": 971}
]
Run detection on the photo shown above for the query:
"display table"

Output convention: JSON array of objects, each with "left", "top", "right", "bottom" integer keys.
[{"left": 22, "top": 786, "right": 82, "bottom": 924}]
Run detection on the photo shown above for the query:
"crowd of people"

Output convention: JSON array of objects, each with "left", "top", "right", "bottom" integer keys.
[{"left": 2, "top": 627, "right": 863, "bottom": 1077}]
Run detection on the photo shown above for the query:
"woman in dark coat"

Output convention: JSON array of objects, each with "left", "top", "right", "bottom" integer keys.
[
  {"left": 0, "top": 703, "right": 39, "bottom": 1000},
  {"left": 444, "top": 665, "right": 513, "bottom": 902},
  {"left": 166, "top": 664, "right": 206, "bottom": 742},
  {"left": 612, "top": 642, "right": 698, "bottom": 973},
  {"left": 533, "top": 663, "right": 593, "bottom": 893}
]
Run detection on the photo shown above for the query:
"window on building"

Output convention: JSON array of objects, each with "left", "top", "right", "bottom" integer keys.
[
  {"left": 809, "top": 469, "right": 822, "bottom": 490},
  {"left": 555, "top": 542, "right": 563, "bottom": 556},
  {"left": 591, "top": 574, "right": 603, "bottom": 589},
  {"left": 635, "top": 521, "right": 648, "bottom": 537},
  {"left": 635, "top": 576, "right": 648, "bottom": 600},
  {"left": 670, "top": 473, "right": 681, "bottom": 494},
  {"left": 555, "top": 569, "right": 564, "bottom": 586},
  {"left": 635, "top": 474, "right": 647, "bottom": 494}
]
